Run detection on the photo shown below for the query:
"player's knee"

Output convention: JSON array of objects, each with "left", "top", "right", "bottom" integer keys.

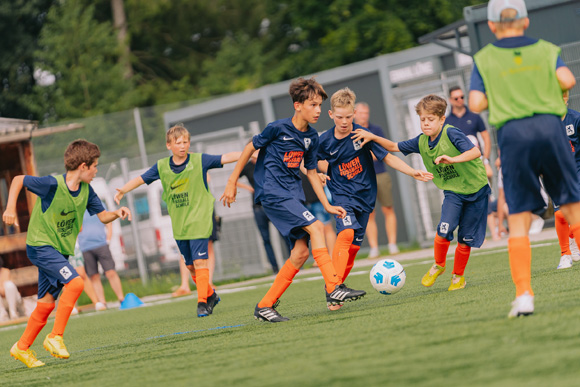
[
  {"left": 338, "top": 229, "right": 355, "bottom": 244},
  {"left": 291, "top": 245, "right": 310, "bottom": 265},
  {"left": 66, "top": 276, "right": 84, "bottom": 293},
  {"left": 308, "top": 220, "right": 325, "bottom": 236}
]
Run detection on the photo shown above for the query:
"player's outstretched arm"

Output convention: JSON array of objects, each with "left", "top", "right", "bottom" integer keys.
[
  {"left": 114, "top": 177, "right": 145, "bottom": 205},
  {"left": 435, "top": 147, "right": 481, "bottom": 165},
  {"left": 221, "top": 141, "right": 256, "bottom": 207},
  {"left": 384, "top": 154, "right": 433, "bottom": 182},
  {"left": 468, "top": 90, "right": 488, "bottom": 113},
  {"left": 236, "top": 181, "right": 254, "bottom": 194},
  {"left": 2, "top": 175, "right": 25, "bottom": 226},
  {"left": 97, "top": 207, "right": 132, "bottom": 224},
  {"left": 352, "top": 129, "right": 400, "bottom": 152},
  {"left": 221, "top": 151, "right": 242, "bottom": 165},
  {"left": 306, "top": 169, "right": 346, "bottom": 218}
]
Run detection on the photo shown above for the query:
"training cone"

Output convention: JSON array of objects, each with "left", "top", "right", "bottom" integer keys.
[{"left": 119, "top": 293, "right": 144, "bottom": 310}]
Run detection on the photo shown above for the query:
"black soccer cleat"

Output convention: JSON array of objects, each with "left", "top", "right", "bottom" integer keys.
[
  {"left": 197, "top": 302, "right": 210, "bottom": 317},
  {"left": 207, "top": 290, "right": 220, "bottom": 315},
  {"left": 326, "top": 284, "right": 366, "bottom": 307},
  {"left": 254, "top": 300, "right": 289, "bottom": 323}
]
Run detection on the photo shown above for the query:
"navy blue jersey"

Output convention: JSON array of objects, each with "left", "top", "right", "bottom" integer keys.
[
  {"left": 398, "top": 126, "right": 474, "bottom": 156},
  {"left": 23, "top": 174, "right": 104, "bottom": 215},
  {"left": 564, "top": 108, "right": 580, "bottom": 175},
  {"left": 252, "top": 118, "right": 319, "bottom": 204},
  {"left": 141, "top": 153, "right": 222, "bottom": 188},
  {"left": 444, "top": 107, "right": 486, "bottom": 138},
  {"left": 318, "top": 123, "right": 389, "bottom": 212},
  {"left": 366, "top": 123, "right": 388, "bottom": 174}
]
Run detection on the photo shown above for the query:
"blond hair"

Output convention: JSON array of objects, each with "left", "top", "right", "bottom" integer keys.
[
  {"left": 166, "top": 124, "right": 190, "bottom": 144},
  {"left": 330, "top": 87, "right": 356, "bottom": 111},
  {"left": 415, "top": 94, "right": 447, "bottom": 118},
  {"left": 64, "top": 139, "right": 100, "bottom": 171}
]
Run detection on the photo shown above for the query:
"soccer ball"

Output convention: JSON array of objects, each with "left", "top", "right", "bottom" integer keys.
[{"left": 369, "top": 259, "right": 406, "bottom": 295}]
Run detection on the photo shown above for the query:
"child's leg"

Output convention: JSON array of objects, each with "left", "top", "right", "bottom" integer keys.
[
  {"left": 434, "top": 235, "right": 451, "bottom": 267},
  {"left": 554, "top": 210, "right": 570, "bottom": 255},
  {"left": 306, "top": 221, "right": 340, "bottom": 292},
  {"left": 332, "top": 229, "right": 354, "bottom": 283},
  {"left": 193, "top": 260, "right": 211, "bottom": 303},
  {"left": 343, "top": 245, "right": 361, "bottom": 281},
  {"left": 50, "top": 276, "right": 84, "bottom": 337},
  {"left": 18, "top": 297, "right": 55, "bottom": 350},
  {"left": 507, "top": 212, "right": 533, "bottom": 296},
  {"left": 453, "top": 243, "right": 471, "bottom": 276}
]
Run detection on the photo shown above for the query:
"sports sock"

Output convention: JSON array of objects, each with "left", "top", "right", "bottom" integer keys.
[
  {"left": 18, "top": 302, "right": 55, "bottom": 350},
  {"left": 452, "top": 244, "right": 471, "bottom": 276},
  {"left": 434, "top": 234, "right": 450, "bottom": 267},
  {"left": 332, "top": 229, "right": 354, "bottom": 283},
  {"left": 507, "top": 236, "right": 533, "bottom": 297},
  {"left": 554, "top": 211, "right": 570, "bottom": 255},
  {"left": 258, "top": 260, "right": 299, "bottom": 308},
  {"left": 50, "top": 276, "right": 84, "bottom": 337},
  {"left": 196, "top": 268, "right": 210, "bottom": 303},
  {"left": 343, "top": 245, "right": 361, "bottom": 281},
  {"left": 312, "top": 247, "right": 341, "bottom": 293}
]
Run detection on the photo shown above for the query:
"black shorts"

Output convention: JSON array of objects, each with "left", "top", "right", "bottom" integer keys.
[{"left": 82, "top": 244, "right": 116, "bottom": 276}]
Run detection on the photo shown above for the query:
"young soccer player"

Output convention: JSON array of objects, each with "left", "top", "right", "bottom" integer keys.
[
  {"left": 469, "top": 0, "right": 579, "bottom": 317},
  {"left": 2, "top": 140, "right": 131, "bottom": 368},
  {"left": 221, "top": 77, "right": 366, "bottom": 322},
  {"left": 553, "top": 91, "right": 580, "bottom": 269},
  {"left": 115, "top": 125, "right": 239, "bottom": 318},
  {"left": 354, "top": 94, "right": 490, "bottom": 291},
  {"left": 318, "top": 88, "right": 433, "bottom": 310}
]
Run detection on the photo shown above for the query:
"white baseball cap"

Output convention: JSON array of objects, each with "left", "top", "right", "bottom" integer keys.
[{"left": 487, "top": 0, "right": 528, "bottom": 22}]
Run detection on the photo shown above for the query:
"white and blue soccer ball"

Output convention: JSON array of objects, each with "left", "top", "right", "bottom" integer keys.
[{"left": 369, "top": 259, "right": 406, "bottom": 295}]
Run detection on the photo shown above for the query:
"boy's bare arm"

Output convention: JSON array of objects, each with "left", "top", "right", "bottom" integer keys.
[
  {"left": 2, "top": 175, "right": 25, "bottom": 226},
  {"left": 556, "top": 67, "right": 576, "bottom": 91},
  {"left": 352, "top": 129, "right": 400, "bottom": 152},
  {"left": 468, "top": 90, "right": 488, "bottom": 113},
  {"left": 306, "top": 169, "right": 346, "bottom": 218},
  {"left": 114, "top": 176, "right": 145, "bottom": 205},
  {"left": 221, "top": 141, "right": 256, "bottom": 207},
  {"left": 221, "top": 151, "right": 242, "bottom": 165},
  {"left": 384, "top": 154, "right": 433, "bottom": 182},
  {"left": 435, "top": 147, "right": 481, "bottom": 165},
  {"left": 96, "top": 207, "right": 132, "bottom": 224},
  {"left": 236, "top": 181, "right": 254, "bottom": 194}
]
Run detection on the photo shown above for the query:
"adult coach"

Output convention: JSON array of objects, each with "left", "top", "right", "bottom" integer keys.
[
  {"left": 354, "top": 102, "right": 398, "bottom": 256},
  {"left": 445, "top": 86, "right": 493, "bottom": 177}
]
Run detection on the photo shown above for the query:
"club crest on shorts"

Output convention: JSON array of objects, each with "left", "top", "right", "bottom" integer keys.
[
  {"left": 60, "top": 266, "right": 73, "bottom": 280},
  {"left": 303, "top": 210, "right": 314, "bottom": 221},
  {"left": 304, "top": 138, "right": 311, "bottom": 150},
  {"left": 353, "top": 139, "right": 362, "bottom": 150},
  {"left": 343, "top": 215, "right": 352, "bottom": 226},
  {"left": 567, "top": 124, "right": 575, "bottom": 136},
  {"left": 439, "top": 222, "right": 449, "bottom": 234}
]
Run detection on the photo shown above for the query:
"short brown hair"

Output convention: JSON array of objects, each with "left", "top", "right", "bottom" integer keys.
[
  {"left": 64, "top": 139, "right": 100, "bottom": 171},
  {"left": 330, "top": 87, "right": 356, "bottom": 111},
  {"left": 494, "top": 9, "right": 527, "bottom": 31},
  {"left": 166, "top": 124, "right": 191, "bottom": 144},
  {"left": 289, "top": 77, "right": 328, "bottom": 103},
  {"left": 415, "top": 94, "right": 447, "bottom": 118}
]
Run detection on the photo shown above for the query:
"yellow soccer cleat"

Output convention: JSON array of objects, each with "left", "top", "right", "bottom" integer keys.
[
  {"left": 421, "top": 264, "right": 445, "bottom": 287},
  {"left": 10, "top": 342, "right": 45, "bottom": 368},
  {"left": 448, "top": 274, "right": 466, "bottom": 291},
  {"left": 43, "top": 334, "right": 70, "bottom": 359}
]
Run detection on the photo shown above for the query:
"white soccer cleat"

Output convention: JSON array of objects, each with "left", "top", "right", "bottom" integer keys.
[
  {"left": 529, "top": 216, "right": 545, "bottom": 235},
  {"left": 508, "top": 291, "right": 534, "bottom": 318},
  {"left": 388, "top": 243, "right": 400, "bottom": 255},
  {"left": 95, "top": 302, "right": 107, "bottom": 311},
  {"left": 557, "top": 255, "right": 573, "bottom": 270},
  {"left": 569, "top": 238, "right": 580, "bottom": 262},
  {"left": 369, "top": 248, "right": 380, "bottom": 259}
]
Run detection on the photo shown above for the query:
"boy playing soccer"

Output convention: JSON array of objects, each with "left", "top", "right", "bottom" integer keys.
[
  {"left": 221, "top": 77, "right": 366, "bottom": 322},
  {"left": 353, "top": 94, "right": 490, "bottom": 291},
  {"left": 115, "top": 124, "right": 239, "bottom": 318},
  {"left": 318, "top": 88, "right": 433, "bottom": 310},
  {"left": 2, "top": 140, "right": 131, "bottom": 368},
  {"left": 469, "top": 0, "right": 579, "bottom": 317}
]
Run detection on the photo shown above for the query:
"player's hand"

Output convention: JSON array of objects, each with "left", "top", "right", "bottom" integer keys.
[
  {"left": 318, "top": 173, "right": 330, "bottom": 186},
  {"left": 116, "top": 207, "right": 132, "bottom": 221},
  {"left": 114, "top": 189, "right": 124, "bottom": 205},
  {"left": 351, "top": 129, "right": 376, "bottom": 146},
  {"left": 412, "top": 170, "right": 434, "bottom": 182},
  {"left": 220, "top": 180, "right": 238, "bottom": 208},
  {"left": 485, "top": 163, "right": 493, "bottom": 178},
  {"left": 2, "top": 208, "right": 18, "bottom": 227},
  {"left": 495, "top": 157, "right": 501, "bottom": 169},
  {"left": 325, "top": 205, "right": 347, "bottom": 219},
  {"left": 434, "top": 155, "right": 455, "bottom": 165}
]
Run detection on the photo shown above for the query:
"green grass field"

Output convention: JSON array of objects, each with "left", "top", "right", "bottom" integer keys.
[{"left": 2, "top": 240, "right": 580, "bottom": 386}]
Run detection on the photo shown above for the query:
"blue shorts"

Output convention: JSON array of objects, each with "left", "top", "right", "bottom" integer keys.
[
  {"left": 262, "top": 198, "right": 317, "bottom": 248},
  {"left": 437, "top": 185, "right": 490, "bottom": 248},
  {"left": 498, "top": 114, "right": 580, "bottom": 214},
  {"left": 176, "top": 239, "right": 209, "bottom": 265},
  {"left": 306, "top": 201, "right": 331, "bottom": 224},
  {"left": 26, "top": 245, "right": 79, "bottom": 299},
  {"left": 334, "top": 206, "right": 370, "bottom": 246}
]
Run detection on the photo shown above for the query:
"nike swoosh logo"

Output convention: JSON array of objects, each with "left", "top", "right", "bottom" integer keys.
[
  {"left": 283, "top": 136, "right": 294, "bottom": 141},
  {"left": 330, "top": 150, "right": 339, "bottom": 155},
  {"left": 60, "top": 210, "right": 75, "bottom": 216},
  {"left": 355, "top": 238, "right": 363, "bottom": 242},
  {"left": 170, "top": 182, "right": 185, "bottom": 190},
  {"left": 198, "top": 252, "right": 207, "bottom": 256}
]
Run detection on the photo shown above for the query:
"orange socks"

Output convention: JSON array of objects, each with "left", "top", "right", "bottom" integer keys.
[
  {"left": 51, "top": 276, "right": 84, "bottom": 337},
  {"left": 196, "top": 268, "right": 210, "bottom": 303},
  {"left": 312, "top": 247, "right": 341, "bottom": 293},
  {"left": 508, "top": 236, "right": 533, "bottom": 297},
  {"left": 18, "top": 302, "right": 55, "bottom": 350},
  {"left": 258, "top": 260, "right": 299, "bottom": 308},
  {"left": 343, "top": 245, "right": 361, "bottom": 281},
  {"left": 555, "top": 211, "right": 570, "bottom": 255},
  {"left": 332, "top": 229, "right": 354, "bottom": 283},
  {"left": 434, "top": 235, "right": 450, "bottom": 267},
  {"left": 453, "top": 244, "right": 471, "bottom": 276}
]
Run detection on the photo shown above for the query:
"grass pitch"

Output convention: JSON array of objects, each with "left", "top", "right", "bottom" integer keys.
[{"left": 2, "top": 240, "right": 580, "bottom": 386}]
